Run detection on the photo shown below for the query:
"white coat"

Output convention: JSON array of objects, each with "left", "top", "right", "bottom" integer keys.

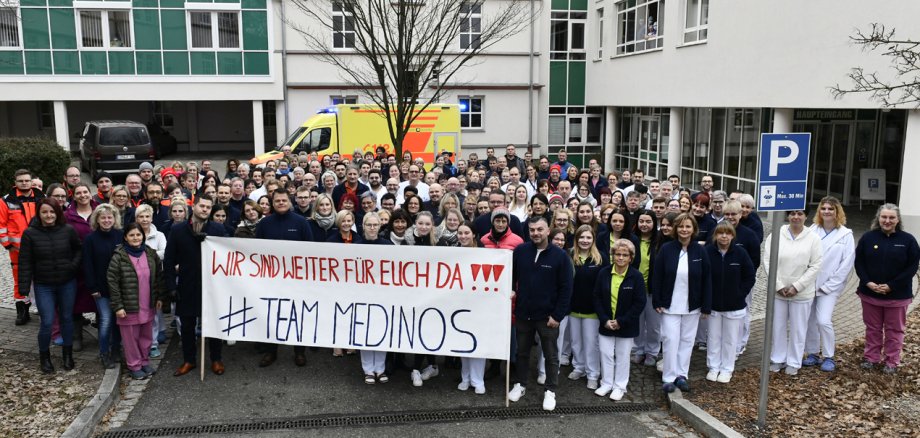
[
  {"left": 763, "top": 224, "right": 823, "bottom": 302},
  {"left": 809, "top": 224, "right": 855, "bottom": 297}
]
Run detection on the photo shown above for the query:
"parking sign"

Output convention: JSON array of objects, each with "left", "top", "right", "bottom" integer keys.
[{"left": 757, "top": 133, "right": 811, "bottom": 211}]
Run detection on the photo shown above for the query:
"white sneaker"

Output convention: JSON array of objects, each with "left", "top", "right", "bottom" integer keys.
[
  {"left": 706, "top": 370, "right": 719, "bottom": 382},
  {"left": 586, "top": 379, "right": 598, "bottom": 390},
  {"left": 594, "top": 385, "right": 612, "bottom": 397},
  {"left": 610, "top": 388, "right": 625, "bottom": 401},
  {"left": 560, "top": 356, "right": 571, "bottom": 366},
  {"left": 656, "top": 359, "right": 664, "bottom": 372},
  {"left": 457, "top": 381, "right": 470, "bottom": 391},
  {"left": 474, "top": 385, "right": 486, "bottom": 395},
  {"left": 420, "top": 365, "right": 439, "bottom": 380},
  {"left": 542, "top": 390, "right": 556, "bottom": 411},
  {"left": 227, "top": 340, "right": 236, "bottom": 346},
  {"left": 717, "top": 372, "right": 732, "bottom": 383},
  {"left": 508, "top": 383, "right": 525, "bottom": 402},
  {"left": 411, "top": 370, "right": 423, "bottom": 387},
  {"left": 567, "top": 370, "right": 586, "bottom": 380},
  {"left": 536, "top": 373, "right": 546, "bottom": 385}
]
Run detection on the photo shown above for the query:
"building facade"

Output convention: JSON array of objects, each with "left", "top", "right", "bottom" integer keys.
[{"left": 584, "top": 0, "right": 920, "bottom": 229}]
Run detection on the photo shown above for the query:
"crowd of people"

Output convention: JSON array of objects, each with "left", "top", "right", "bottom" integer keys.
[{"left": 1, "top": 144, "right": 917, "bottom": 412}]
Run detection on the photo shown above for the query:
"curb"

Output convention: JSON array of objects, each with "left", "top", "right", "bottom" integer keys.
[
  {"left": 62, "top": 365, "right": 121, "bottom": 438},
  {"left": 666, "top": 390, "right": 744, "bottom": 438}
]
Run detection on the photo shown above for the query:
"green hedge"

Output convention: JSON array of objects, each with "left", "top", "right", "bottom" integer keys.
[{"left": 0, "top": 137, "right": 71, "bottom": 195}]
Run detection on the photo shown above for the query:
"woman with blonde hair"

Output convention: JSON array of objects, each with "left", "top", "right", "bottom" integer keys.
[
  {"left": 802, "top": 196, "right": 854, "bottom": 372},
  {"left": 83, "top": 203, "right": 124, "bottom": 369},
  {"left": 566, "top": 225, "right": 605, "bottom": 391}
]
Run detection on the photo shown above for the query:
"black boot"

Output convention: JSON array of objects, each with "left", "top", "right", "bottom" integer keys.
[
  {"left": 15, "top": 302, "right": 26, "bottom": 325},
  {"left": 62, "top": 346, "right": 75, "bottom": 371},
  {"left": 23, "top": 303, "right": 31, "bottom": 323},
  {"left": 40, "top": 351, "right": 55, "bottom": 373},
  {"left": 100, "top": 352, "right": 116, "bottom": 370},
  {"left": 72, "top": 319, "right": 84, "bottom": 352}
]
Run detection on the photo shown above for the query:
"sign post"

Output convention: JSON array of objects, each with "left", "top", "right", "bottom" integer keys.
[{"left": 756, "top": 133, "right": 810, "bottom": 427}]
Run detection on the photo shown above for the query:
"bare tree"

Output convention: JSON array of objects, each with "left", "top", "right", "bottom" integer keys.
[
  {"left": 832, "top": 23, "right": 920, "bottom": 107},
  {"left": 287, "top": 0, "right": 535, "bottom": 157}
]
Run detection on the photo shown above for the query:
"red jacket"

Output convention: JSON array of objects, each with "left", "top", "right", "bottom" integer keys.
[
  {"left": 0, "top": 188, "right": 44, "bottom": 250},
  {"left": 480, "top": 231, "right": 523, "bottom": 250}
]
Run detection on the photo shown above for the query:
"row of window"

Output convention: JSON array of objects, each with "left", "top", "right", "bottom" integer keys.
[
  {"left": 331, "top": 2, "right": 481, "bottom": 50},
  {"left": 0, "top": 7, "right": 243, "bottom": 50},
  {"left": 327, "top": 95, "right": 484, "bottom": 130},
  {"left": 593, "top": 0, "right": 710, "bottom": 59}
]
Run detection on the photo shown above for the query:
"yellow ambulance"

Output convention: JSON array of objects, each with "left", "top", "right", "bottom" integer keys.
[{"left": 250, "top": 104, "right": 461, "bottom": 165}]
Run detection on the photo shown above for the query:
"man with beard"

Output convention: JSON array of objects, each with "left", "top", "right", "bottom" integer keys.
[
  {"left": 366, "top": 169, "right": 386, "bottom": 200},
  {"left": 144, "top": 182, "right": 170, "bottom": 231},
  {"left": 138, "top": 162, "right": 155, "bottom": 186},
  {"left": 126, "top": 174, "right": 145, "bottom": 208},
  {"left": 504, "top": 144, "right": 525, "bottom": 174},
  {"left": 215, "top": 184, "right": 241, "bottom": 228}
]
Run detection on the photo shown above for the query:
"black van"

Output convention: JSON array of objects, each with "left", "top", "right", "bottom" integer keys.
[{"left": 78, "top": 121, "right": 155, "bottom": 177}]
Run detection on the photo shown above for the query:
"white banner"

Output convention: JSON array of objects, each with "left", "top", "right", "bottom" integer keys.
[{"left": 200, "top": 237, "right": 513, "bottom": 360}]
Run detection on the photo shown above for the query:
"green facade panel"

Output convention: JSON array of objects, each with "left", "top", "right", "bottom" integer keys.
[
  {"left": 136, "top": 51, "right": 163, "bottom": 74},
  {"left": 81, "top": 51, "right": 108, "bottom": 74},
  {"left": 217, "top": 52, "right": 242, "bottom": 75},
  {"left": 22, "top": 8, "right": 51, "bottom": 49},
  {"left": 242, "top": 11, "right": 268, "bottom": 50},
  {"left": 161, "top": 10, "right": 187, "bottom": 49},
  {"left": 49, "top": 9, "right": 77, "bottom": 49},
  {"left": 163, "top": 51, "right": 189, "bottom": 74},
  {"left": 25, "top": 50, "right": 52, "bottom": 74},
  {"left": 570, "top": 0, "right": 587, "bottom": 11},
  {"left": 551, "top": 0, "right": 567, "bottom": 11},
  {"left": 215, "top": 0, "right": 239, "bottom": 3},
  {"left": 53, "top": 51, "right": 81, "bottom": 74},
  {"left": 159, "top": 0, "right": 185, "bottom": 8},
  {"left": 0, "top": 52, "right": 24, "bottom": 74},
  {"left": 109, "top": 51, "right": 135, "bottom": 74},
  {"left": 567, "top": 61, "right": 585, "bottom": 105},
  {"left": 133, "top": 0, "right": 158, "bottom": 6},
  {"left": 242, "top": 0, "right": 265, "bottom": 8},
  {"left": 48, "top": 0, "right": 73, "bottom": 6},
  {"left": 549, "top": 61, "right": 567, "bottom": 105},
  {"left": 190, "top": 51, "right": 216, "bottom": 74},
  {"left": 20, "top": 0, "right": 46, "bottom": 6},
  {"left": 134, "top": 9, "right": 162, "bottom": 50},
  {"left": 243, "top": 52, "right": 268, "bottom": 75}
]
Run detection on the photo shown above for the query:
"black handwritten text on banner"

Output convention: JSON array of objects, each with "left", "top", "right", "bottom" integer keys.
[{"left": 200, "top": 237, "right": 513, "bottom": 360}]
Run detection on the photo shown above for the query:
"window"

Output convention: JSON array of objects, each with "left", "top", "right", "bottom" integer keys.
[
  {"left": 331, "top": 95, "right": 358, "bottom": 105},
  {"left": 684, "top": 0, "right": 708, "bottom": 43},
  {"left": 459, "top": 96, "right": 482, "bottom": 129},
  {"left": 79, "top": 10, "right": 132, "bottom": 49},
  {"left": 615, "top": 0, "right": 664, "bottom": 55},
  {"left": 459, "top": 2, "right": 481, "bottom": 49},
  {"left": 595, "top": 8, "right": 604, "bottom": 59},
  {"left": 548, "top": 115, "right": 565, "bottom": 145},
  {"left": 300, "top": 128, "right": 332, "bottom": 153},
  {"left": 332, "top": 2, "right": 356, "bottom": 49},
  {"left": 550, "top": 11, "right": 587, "bottom": 60},
  {"left": 189, "top": 11, "right": 240, "bottom": 49},
  {"left": 152, "top": 102, "right": 174, "bottom": 129},
  {"left": 38, "top": 102, "right": 54, "bottom": 130},
  {"left": 0, "top": 8, "right": 19, "bottom": 48}
]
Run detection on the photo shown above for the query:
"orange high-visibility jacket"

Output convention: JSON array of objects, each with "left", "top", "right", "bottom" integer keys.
[{"left": 0, "top": 188, "right": 44, "bottom": 249}]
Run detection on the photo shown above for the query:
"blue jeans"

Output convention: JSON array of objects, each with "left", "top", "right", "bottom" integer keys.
[
  {"left": 35, "top": 280, "right": 76, "bottom": 352},
  {"left": 94, "top": 296, "right": 116, "bottom": 356}
]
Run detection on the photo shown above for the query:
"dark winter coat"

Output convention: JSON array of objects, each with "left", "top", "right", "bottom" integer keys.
[
  {"left": 107, "top": 246, "right": 167, "bottom": 313},
  {"left": 17, "top": 223, "right": 82, "bottom": 297},
  {"left": 593, "top": 265, "right": 647, "bottom": 338},
  {"left": 163, "top": 220, "right": 228, "bottom": 317},
  {"left": 83, "top": 229, "right": 125, "bottom": 298}
]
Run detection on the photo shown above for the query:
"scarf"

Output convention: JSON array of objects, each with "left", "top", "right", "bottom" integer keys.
[
  {"left": 438, "top": 227, "right": 458, "bottom": 243},
  {"left": 314, "top": 212, "right": 335, "bottom": 230},
  {"left": 390, "top": 231, "right": 406, "bottom": 245},
  {"left": 124, "top": 242, "right": 146, "bottom": 258},
  {"left": 489, "top": 224, "right": 508, "bottom": 243}
]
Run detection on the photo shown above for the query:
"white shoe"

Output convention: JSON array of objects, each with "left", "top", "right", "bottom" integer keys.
[
  {"left": 420, "top": 365, "right": 439, "bottom": 380},
  {"left": 227, "top": 340, "right": 236, "bottom": 346},
  {"left": 586, "top": 379, "right": 598, "bottom": 390},
  {"left": 567, "top": 370, "right": 586, "bottom": 380},
  {"left": 706, "top": 370, "right": 719, "bottom": 382},
  {"left": 536, "top": 373, "right": 546, "bottom": 385},
  {"left": 656, "top": 359, "right": 664, "bottom": 372},
  {"left": 542, "top": 390, "right": 556, "bottom": 411},
  {"left": 560, "top": 356, "right": 571, "bottom": 366},
  {"left": 610, "top": 389, "right": 625, "bottom": 401},
  {"left": 457, "top": 381, "right": 470, "bottom": 391},
  {"left": 411, "top": 370, "right": 423, "bottom": 387},
  {"left": 594, "top": 385, "right": 612, "bottom": 397},
  {"left": 508, "top": 383, "right": 525, "bottom": 402},
  {"left": 474, "top": 385, "right": 486, "bottom": 395},
  {"left": 717, "top": 372, "right": 732, "bottom": 383}
]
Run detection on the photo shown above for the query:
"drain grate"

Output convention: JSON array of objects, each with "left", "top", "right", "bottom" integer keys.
[{"left": 98, "top": 403, "right": 657, "bottom": 437}]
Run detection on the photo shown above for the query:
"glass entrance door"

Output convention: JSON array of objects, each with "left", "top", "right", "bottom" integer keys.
[
  {"left": 639, "top": 117, "right": 660, "bottom": 177},
  {"left": 795, "top": 122, "right": 855, "bottom": 204}
]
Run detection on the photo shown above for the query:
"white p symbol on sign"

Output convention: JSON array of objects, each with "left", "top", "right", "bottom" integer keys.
[{"left": 769, "top": 140, "right": 799, "bottom": 177}]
